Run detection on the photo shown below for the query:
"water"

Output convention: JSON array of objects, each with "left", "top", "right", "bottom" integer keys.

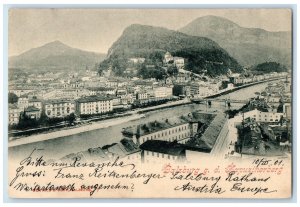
[{"left": 8, "top": 80, "right": 280, "bottom": 161}]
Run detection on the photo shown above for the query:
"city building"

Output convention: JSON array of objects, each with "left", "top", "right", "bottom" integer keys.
[
  {"left": 24, "top": 106, "right": 41, "bottom": 120},
  {"left": 283, "top": 103, "right": 291, "bottom": 120},
  {"left": 164, "top": 51, "right": 173, "bottom": 63},
  {"left": 186, "top": 113, "right": 228, "bottom": 156},
  {"left": 173, "top": 57, "right": 185, "bottom": 69},
  {"left": 87, "top": 87, "right": 116, "bottom": 96},
  {"left": 17, "top": 95, "right": 30, "bottom": 110},
  {"left": 28, "top": 99, "right": 42, "bottom": 110},
  {"left": 140, "top": 140, "right": 186, "bottom": 163},
  {"left": 9, "top": 88, "right": 35, "bottom": 97},
  {"left": 136, "top": 91, "right": 149, "bottom": 100},
  {"left": 9, "top": 104, "right": 21, "bottom": 125},
  {"left": 153, "top": 85, "right": 173, "bottom": 99},
  {"left": 173, "top": 83, "right": 191, "bottom": 97},
  {"left": 75, "top": 95, "right": 113, "bottom": 115},
  {"left": 122, "top": 116, "right": 199, "bottom": 146},
  {"left": 44, "top": 99, "right": 75, "bottom": 118},
  {"left": 129, "top": 57, "right": 145, "bottom": 64}
]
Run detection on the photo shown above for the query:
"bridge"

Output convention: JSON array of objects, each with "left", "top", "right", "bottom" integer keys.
[{"left": 191, "top": 97, "right": 249, "bottom": 105}]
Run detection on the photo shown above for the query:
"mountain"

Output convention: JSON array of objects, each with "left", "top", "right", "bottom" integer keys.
[
  {"left": 100, "top": 24, "right": 243, "bottom": 77},
  {"left": 9, "top": 41, "right": 106, "bottom": 71},
  {"left": 179, "top": 15, "right": 292, "bottom": 67}
]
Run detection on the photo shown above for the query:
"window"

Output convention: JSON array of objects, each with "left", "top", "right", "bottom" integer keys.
[
  {"left": 168, "top": 155, "right": 170, "bottom": 159},
  {"left": 157, "top": 153, "right": 159, "bottom": 157}
]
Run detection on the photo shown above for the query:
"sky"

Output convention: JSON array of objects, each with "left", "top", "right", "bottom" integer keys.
[{"left": 8, "top": 8, "right": 292, "bottom": 57}]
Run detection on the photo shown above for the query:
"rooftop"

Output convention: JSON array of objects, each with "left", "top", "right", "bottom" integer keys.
[
  {"left": 76, "top": 95, "right": 113, "bottom": 103},
  {"left": 189, "top": 113, "right": 227, "bottom": 149},
  {"left": 44, "top": 99, "right": 74, "bottom": 105},
  {"left": 102, "top": 143, "right": 128, "bottom": 158},
  {"left": 123, "top": 117, "right": 187, "bottom": 137},
  {"left": 123, "top": 112, "right": 215, "bottom": 137},
  {"left": 9, "top": 103, "right": 19, "bottom": 110},
  {"left": 140, "top": 140, "right": 186, "bottom": 156},
  {"left": 87, "top": 87, "right": 115, "bottom": 91},
  {"left": 24, "top": 106, "right": 40, "bottom": 112}
]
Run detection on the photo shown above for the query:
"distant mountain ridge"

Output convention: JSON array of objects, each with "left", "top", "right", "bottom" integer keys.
[
  {"left": 100, "top": 24, "right": 243, "bottom": 77},
  {"left": 9, "top": 41, "right": 106, "bottom": 71},
  {"left": 179, "top": 15, "right": 292, "bottom": 67}
]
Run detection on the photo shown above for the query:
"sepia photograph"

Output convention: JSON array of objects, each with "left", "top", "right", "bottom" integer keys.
[{"left": 6, "top": 8, "right": 293, "bottom": 199}]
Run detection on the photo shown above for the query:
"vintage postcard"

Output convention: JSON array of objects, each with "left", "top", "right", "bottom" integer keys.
[{"left": 7, "top": 8, "right": 292, "bottom": 198}]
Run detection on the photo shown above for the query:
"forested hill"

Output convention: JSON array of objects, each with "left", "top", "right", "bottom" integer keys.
[{"left": 99, "top": 24, "right": 243, "bottom": 77}]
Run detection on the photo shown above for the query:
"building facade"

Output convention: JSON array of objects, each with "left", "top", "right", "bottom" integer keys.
[
  {"left": 75, "top": 95, "right": 113, "bottom": 115},
  {"left": 45, "top": 99, "right": 75, "bottom": 118},
  {"left": 9, "top": 104, "right": 21, "bottom": 125},
  {"left": 153, "top": 86, "right": 173, "bottom": 99}
]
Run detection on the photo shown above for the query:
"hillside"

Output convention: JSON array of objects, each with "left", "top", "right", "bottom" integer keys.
[
  {"left": 9, "top": 41, "right": 106, "bottom": 71},
  {"left": 99, "top": 24, "right": 243, "bottom": 77},
  {"left": 179, "top": 15, "right": 292, "bottom": 67},
  {"left": 251, "top": 62, "right": 287, "bottom": 74}
]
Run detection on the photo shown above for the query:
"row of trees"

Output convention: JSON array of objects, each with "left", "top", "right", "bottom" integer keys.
[{"left": 10, "top": 111, "right": 76, "bottom": 130}]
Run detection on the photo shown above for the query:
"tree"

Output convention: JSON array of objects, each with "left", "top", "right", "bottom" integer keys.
[
  {"left": 66, "top": 113, "right": 76, "bottom": 124},
  {"left": 253, "top": 62, "right": 287, "bottom": 73},
  {"left": 167, "top": 66, "right": 178, "bottom": 76},
  {"left": 8, "top": 93, "right": 18, "bottom": 104},
  {"left": 17, "top": 112, "right": 39, "bottom": 129}
]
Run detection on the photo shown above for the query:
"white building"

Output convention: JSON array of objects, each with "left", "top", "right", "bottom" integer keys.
[
  {"left": 243, "top": 109, "right": 283, "bottom": 123},
  {"left": 75, "top": 95, "right": 113, "bottom": 115},
  {"left": 153, "top": 86, "right": 173, "bottom": 99},
  {"left": 129, "top": 58, "right": 145, "bottom": 64},
  {"left": 164, "top": 52, "right": 173, "bottom": 63},
  {"left": 122, "top": 118, "right": 198, "bottom": 146},
  {"left": 44, "top": 99, "right": 75, "bottom": 118},
  {"left": 9, "top": 104, "right": 21, "bottom": 125},
  {"left": 173, "top": 57, "right": 185, "bottom": 68},
  {"left": 17, "top": 96, "right": 29, "bottom": 110}
]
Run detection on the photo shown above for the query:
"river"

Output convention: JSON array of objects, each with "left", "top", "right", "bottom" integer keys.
[{"left": 8, "top": 80, "right": 280, "bottom": 161}]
